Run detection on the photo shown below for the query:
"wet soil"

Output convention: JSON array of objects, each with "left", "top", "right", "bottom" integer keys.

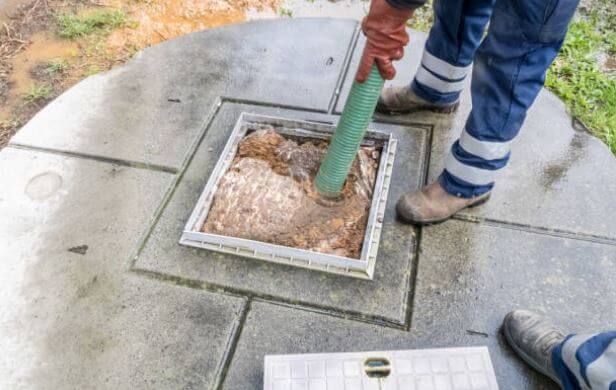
[
  {"left": 1, "top": 31, "right": 78, "bottom": 119},
  {"left": 202, "top": 126, "right": 380, "bottom": 259},
  {"left": 0, "top": 0, "right": 279, "bottom": 148},
  {"left": 0, "top": 0, "right": 30, "bottom": 22},
  {"left": 105, "top": 0, "right": 263, "bottom": 48}
]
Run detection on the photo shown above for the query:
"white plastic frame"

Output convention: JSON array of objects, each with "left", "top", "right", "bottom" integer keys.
[{"left": 180, "top": 113, "right": 397, "bottom": 280}]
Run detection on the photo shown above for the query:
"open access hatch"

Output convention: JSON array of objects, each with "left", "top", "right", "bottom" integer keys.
[{"left": 180, "top": 113, "right": 397, "bottom": 280}]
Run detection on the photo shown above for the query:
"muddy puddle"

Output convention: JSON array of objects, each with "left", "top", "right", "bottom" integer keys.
[
  {"left": 202, "top": 125, "right": 380, "bottom": 259},
  {"left": 1, "top": 31, "right": 78, "bottom": 118},
  {"left": 106, "top": 0, "right": 278, "bottom": 48}
]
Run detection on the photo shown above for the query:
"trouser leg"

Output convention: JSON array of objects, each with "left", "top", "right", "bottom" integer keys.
[
  {"left": 411, "top": 0, "right": 495, "bottom": 105},
  {"left": 440, "top": 0, "right": 579, "bottom": 198},
  {"left": 552, "top": 332, "right": 616, "bottom": 389}
]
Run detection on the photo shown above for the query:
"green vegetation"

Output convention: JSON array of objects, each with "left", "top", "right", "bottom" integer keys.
[
  {"left": 407, "top": 0, "right": 433, "bottom": 32},
  {"left": 56, "top": 10, "right": 127, "bottom": 39},
  {"left": 278, "top": 7, "right": 293, "bottom": 18},
  {"left": 546, "top": 9, "right": 616, "bottom": 153},
  {"left": 24, "top": 83, "right": 54, "bottom": 103},
  {"left": 45, "top": 58, "right": 70, "bottom": 74},
  {"left": 85, "top": 64, "right": 101, "bottom": 76},
  {"left": 0, "top": 116, "right": 21, "bottom": 131}
]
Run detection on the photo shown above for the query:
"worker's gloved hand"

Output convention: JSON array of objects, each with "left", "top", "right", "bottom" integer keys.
[{"left": 356, "top": 0, "right": 414, "bottom": 83}]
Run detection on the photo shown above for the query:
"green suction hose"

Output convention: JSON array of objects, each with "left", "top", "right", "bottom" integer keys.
[{"left": 315, "top": 64, "right": 385, "bottom": 198}]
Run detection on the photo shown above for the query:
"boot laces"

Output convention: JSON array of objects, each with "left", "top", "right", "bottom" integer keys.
[{"left": 536, "top": 329, "right": 564, "bottom": 355}]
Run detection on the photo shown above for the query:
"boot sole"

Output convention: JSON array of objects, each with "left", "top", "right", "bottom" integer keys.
[
  {"left": 501, "top": 323, "right": 563, "bottom": 387},
  {"left": 375, "top": 101, "right": 460, "bottom": 116},
  {"left": 396, "top": 194, "right": 491, "bottom": 227}
]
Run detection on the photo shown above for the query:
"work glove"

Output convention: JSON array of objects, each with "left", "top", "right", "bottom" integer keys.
[{"left": 356, "top": 0, "right": 415, "bottom": 83}]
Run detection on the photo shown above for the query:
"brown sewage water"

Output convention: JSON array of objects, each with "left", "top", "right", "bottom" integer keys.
[{"left": 202, "top": 126, "right": 380, "bottom": 259}]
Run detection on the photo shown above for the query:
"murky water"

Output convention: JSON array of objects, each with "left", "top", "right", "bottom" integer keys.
[{"left": 1, "top": 32, "right": 78, "bottom": 118}]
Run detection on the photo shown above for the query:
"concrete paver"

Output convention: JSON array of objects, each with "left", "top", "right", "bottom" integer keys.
[
  {"left": 11, "top": 19, "right": 357, "bottom": 169},
  {"left": 223, "top": 301, "right": 555, "bottom": 390},
  {"left": 134, "top": 102, "right": 429, "bottom": 325},
  {"left": 223, "top": 220, "right": 616, "bottom": 389},
  {"left": 428, "top": 90, "right": 616, "bottom": 240},
  {"left": 0, "top": 147, "right": 245, "bottom": 389}
]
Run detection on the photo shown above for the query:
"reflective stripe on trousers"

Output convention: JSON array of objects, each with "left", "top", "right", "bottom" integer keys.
[
  {"left": 553, "top": 332, "right": 616, "bottom": 390},
  {"left": 411, "top": 0, "right": 579, "bottom": 198}
]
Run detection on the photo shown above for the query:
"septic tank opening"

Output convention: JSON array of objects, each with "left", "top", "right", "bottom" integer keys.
[
  {"left": 180, "top": 113, "right": 397, "bottom": 279},
  {"left": 202, "top": 125, "right": 379, "bottom": 259}
]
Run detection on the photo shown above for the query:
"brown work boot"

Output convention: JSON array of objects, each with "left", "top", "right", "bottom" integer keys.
[
  {"left": 502, "top": 310, "right": 564, "bottom": 386},
  {"left": 376, "top": 85, "right": 459, "bottom": 114},
  {"left": 396, "top": 181, "right": 490, "bottom": 225}
]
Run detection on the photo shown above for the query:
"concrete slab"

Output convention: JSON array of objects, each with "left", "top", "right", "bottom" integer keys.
[
  {"left": 426, "top": 90, "right": 616, "bottom": 241},
  {"left": 11, "top": 19, "right": 357, "bottom": 169},
  {"left": 221, "top": 301, "right": 555, "bottom": 390},
  {"left": 222, "top": 220, "right": 616, "bottom": 389},
  {"left": 0, "top": 147, "right": 245, "bottom": 389},
  {"left": 134, "top": 102, "right": 430, "bottom": 325}
]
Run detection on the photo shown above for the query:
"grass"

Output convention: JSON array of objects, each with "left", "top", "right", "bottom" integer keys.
[
  {"left": 0, "top": 116, "right": 21, "bottom": 131},
  {"left": 46, "top": 58, "right": 70, "bottom": 74},
  {"left": 546, "top": 10, "right": 615, "bottom": 153},
  {"left": 278, "top": 7, "right": 293, "bottom": 17},
  {"left": 0, "top": 116, "right": 22, "bottom": 146},
  {"left": 407, "top": 0, "right": 433, "bottom": 32},
  {"left": 56, "top": 10, "right": 127, "bottom": 39},
  {"left": 24, "top": 83, "right": 54, "bottom": 103},
  {"left": 85, "top": 64, "right": 101, "bottom": 76}
]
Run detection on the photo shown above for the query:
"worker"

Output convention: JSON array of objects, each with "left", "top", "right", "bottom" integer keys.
[
  {"left": 503, "top": 310, "right": 616, "bottom": 389},
  {"left": 357, "top": 0, "right": 579, "bottom": 225}
]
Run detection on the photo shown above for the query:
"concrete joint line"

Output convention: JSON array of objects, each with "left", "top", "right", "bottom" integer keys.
[
  {"left": 8, "top": 144, "right": 179, "bottom": 174},
  {"left": 328, "top": 22, "right": 362, "bottom": 114},
  {"left": 452, "top": 214, "right": 616, "bottom": 246},
  {"left": 132, "top": 265, "right": 413, "bottom": 330},
  {"left": 212, "top": 298, "right": 252, "bottom": 390},
  {"left": 220, "top": 96, "right": 328, "bottom": 114},
  {"left": 252, "top": 297, "right": 412, "bottom": 331},
  {"left": 127, "top": 99, "right": 224, "bottom": 272}
]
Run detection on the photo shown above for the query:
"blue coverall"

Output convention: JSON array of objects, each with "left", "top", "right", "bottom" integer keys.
[
  {"left": 554, "top": 332, "right": 616, "bottom": 390},
  {"left": 390, "top": 0, "right": 579, "bottom": 198}
]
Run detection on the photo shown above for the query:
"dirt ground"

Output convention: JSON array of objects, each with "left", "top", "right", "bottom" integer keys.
[
  {"left": 0, "top": 0, "right": 279, "bottom": 148},
  {"left": 202, "top": 126, "right": 380, "bottom": 259}
]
